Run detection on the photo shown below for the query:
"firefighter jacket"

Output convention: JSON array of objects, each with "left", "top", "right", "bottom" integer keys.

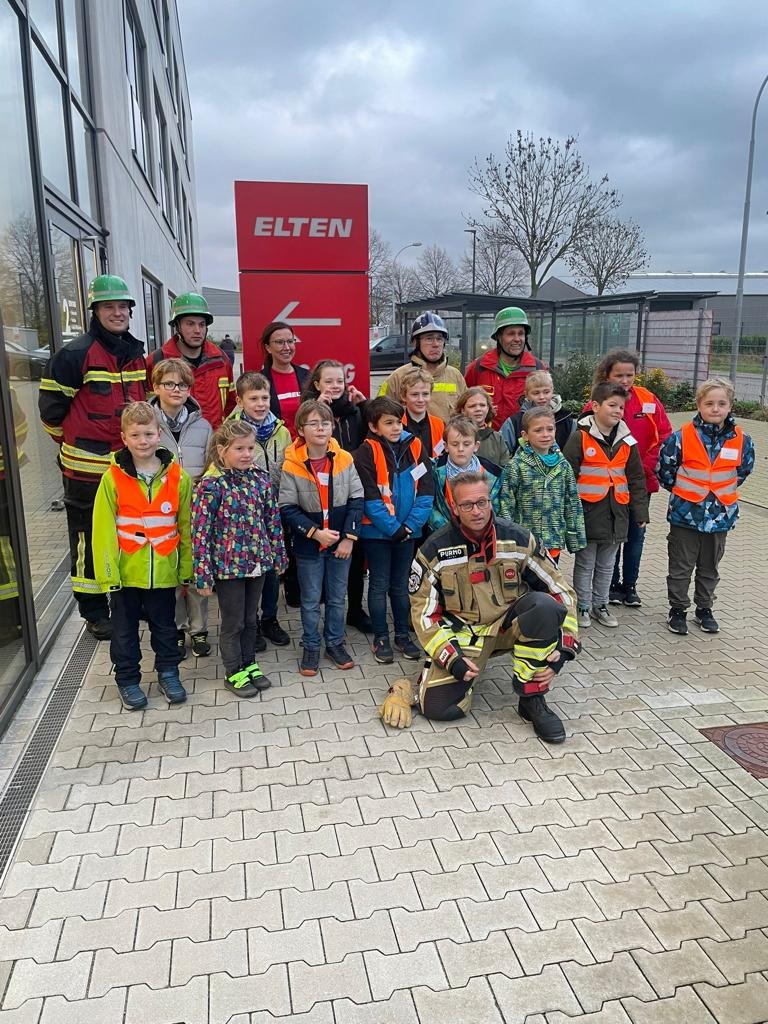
[
  {"left": 92, "top": 447, "right": 192, "bottom": 592},
  {"left": 563, "top": 416, "right": 649, "bottom": 545},
  {"left": 147, "top": 337, "right": 235, "bottom": 429},
  {"left": 464, "top": 347, "right": 547, "bottom": 429},
  {"left": 658, "top": 414, "right": 754, "bottom": 533},
  {"left": 352, "top": 429, "right": 435, "bottom": 540},
  {"left": 149, "top": 394, "right": 212, "bottom": 482},
  {"left": 39, "top": 317, "right": 147, "bottom": 485},
  {"left": 380, "top": 353, "right": 467, "bottom": 422},
  {"left": 428, "top": 454, "right": 503, "bottom": 533},
  {"left": 226, "top": 407, "right": 291, "bottom": 489},
  {"left": 409, "top": 516, "right": 578, "bottom": 677},
  {"left": 278, "top": 437, "right": 364, "bottom": 558}
]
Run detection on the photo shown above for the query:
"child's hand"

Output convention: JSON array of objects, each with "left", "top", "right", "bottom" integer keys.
[
  {"left": 348, "top": 385, "right": 366, "bottom": 406},
  {"left": 197, "top": 586, "right": 212, "bottom": 597},
  {"left": 318, "top": 390, "right": 334, "bottom": 405},
  {"left": 334, "top": 538, "right": 353, "bottom": 559},
  {"left": 636, "top": 522, "right": 647, "bottom": 528},
  {"left": 315, "top": 528, "right": 340, "bottom": 547}
]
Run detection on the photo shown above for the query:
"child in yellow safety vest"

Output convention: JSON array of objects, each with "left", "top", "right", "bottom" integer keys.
[
  {"left": 658, "top": 378, "right": 754, "bottom": 636},
  {"left": 92, "top": 401, "right": 193, "bottom": 710},
  {"left": 563, "top": 382, "right": 649, "bottom": 630}
]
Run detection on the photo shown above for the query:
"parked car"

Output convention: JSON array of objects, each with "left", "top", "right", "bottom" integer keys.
[
  {"left": 5, "top": 341, "right": 50, "bottom": 381},
  {"left": 369, "top": 334, "right": 407, "bottom": 371}
]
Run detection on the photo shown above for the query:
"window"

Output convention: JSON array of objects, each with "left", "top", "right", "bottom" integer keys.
[
  {"left": 71, "top": 104, "right": 96, "bottom": 219},
  {"left": 143, "top": 275, "right": 162, "bottom": 352},
  {"left": 181, "top": 192, "right": 188, "bottom": 256},
  {"left": 154, "top": 92, "right": 171, "bottom": 221},
  {"left": 178, "top": 96, "right": 187, "bottom": 155},
  {"left": 32, "top": 46, "right": 70, "bottom": 198},
  {"left": 28, "top": 0, "right": 60, "bottom": 60},
  {"left": 124, "top": 4, "right": 151, "bottom": 177},
  {"left": 171, "top": 155, "right": 181, "bottom": 239},
  {"left": 62, "top": 0, "right": 87, "bottom": 100},
  {"left": 186, "top": 208, "right": 195, "bottom": 275}
]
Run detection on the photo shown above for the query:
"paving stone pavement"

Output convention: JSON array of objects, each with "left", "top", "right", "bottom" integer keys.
[{"left": 2, "top": 420, "right": 768, "bottom": 1022}]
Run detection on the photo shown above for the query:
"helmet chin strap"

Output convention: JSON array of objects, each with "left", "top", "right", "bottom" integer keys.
[{"left": 416, "top": 343, "right": 445, "bottom": 365}]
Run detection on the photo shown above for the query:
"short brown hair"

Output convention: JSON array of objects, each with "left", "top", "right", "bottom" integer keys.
[
  {"left": 399, "top": 367, "right": 434, "bottom": 398},
  {"left": 295, "top": 399, "right": 333, "bottom": 433},
  {"left": 696, "top": 377, "right": 735, "bottom": 404},
  {"left": 121, "top": 401, "right": 157, "bottom": 430},
  {"left": 444, "top": 415, "right": 478, "bottom": 442},
  {"left": 151, "top": 357, "right": 193, "bottom": 389},
  {"left": 591, "top": 381, "right": 627, "bottom": 404},
  {"left": 236, "top": 370, "right": 270, "bottom": 398},
  {"left": 456, "top": 386, "right": 494, "bottom": 425},
  {"left": 522, "top": 407, "right": 555, "bottom": 431}
]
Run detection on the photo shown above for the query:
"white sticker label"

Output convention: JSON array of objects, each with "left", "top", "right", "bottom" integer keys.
[
  {"left": 720, "top": 448, "right": 739, "bottom": 461},
  {"left": 586, "top": 447, "right": 597, "bottom": 457},
  {"left": 625, "top": 435, "right": 638, "bottom": 447},
  {"left": 642, "top": 402, "right": 656, "bottom": 414},
  {"left": 411, "top": 463, "right": 427, "bottom": 480},
  {"left": 160, "top": 501, "right": 173, "bottom": 513},
  {"left": 316, "top": 472, "right": 330, "bottom": 485},
  {"left": 434, "top": 439, "right": 445, "bottom": 456}
]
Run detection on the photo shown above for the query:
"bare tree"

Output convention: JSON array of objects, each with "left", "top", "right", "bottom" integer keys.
[
  {"left": 460, "top": 222, "right": 525, "bottom": 295},
  {"left": 567, "top": 216, "right": 649, "bottom": 295},
  {"left": 0, "top": 211, "right": 49, "bottom": 344},
  {"left": 468, "top": 132, "right": 620, "bottom": 296},
  {"left": 413, "top": 244, "right": 459, "bottom": 297},
  {"left": 368, "top": 228, "right": 392, "bottom": 325}
]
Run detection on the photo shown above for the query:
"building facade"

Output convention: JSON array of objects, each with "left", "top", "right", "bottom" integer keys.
[{"left": 0, "top": 0, "right": 198, "bottom": 734}]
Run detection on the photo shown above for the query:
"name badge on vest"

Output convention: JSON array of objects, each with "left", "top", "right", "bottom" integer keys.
[
  {"left": 411, "top": 463, "right": 427, "bottom": 480},
  {"left": 434, "top": 439, "right": 445, "bottom": 456},
  {"left": 317, "top": 472, "right": 330, "bottom": 485},
  {"left": 720, "top": 448, "right": 739, "bottom": 461},
  {"left": 586, "top": 446, "right": 597, "bottom": 457},
  {"left": 641, "top": 402, "right": 656, "bottom": 414},
  {"left": 161, "top": 501, "right": 173, "bottom": 513}
]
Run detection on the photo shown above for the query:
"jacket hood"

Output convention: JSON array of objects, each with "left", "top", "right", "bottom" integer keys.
[
  {"left": 693, "top": 412, "right": 737, "bottom": 438},
  {"left": 89, "top": 314, "right": 144, "bottom": 362},
  {"left": 520, "top": 393, "right": 564, "bottom": 415},
  {"left": 162, "top": 335, "right": 223, "bottom": 365},
  {"left": 284, "top": 435, "right": 342, "bottom": 469},
  {"left": 111, "top": 445, "right": 175, "bottom": 476},
  {"left": 515, "top": 443, "right": 564, "bottom": 468}
]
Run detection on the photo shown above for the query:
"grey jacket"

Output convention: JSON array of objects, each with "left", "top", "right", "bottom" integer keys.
[{"left": 149, "top": 395, "right": 213, "bottom": 482}]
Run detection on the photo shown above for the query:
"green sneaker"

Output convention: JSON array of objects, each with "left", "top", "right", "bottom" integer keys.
[
  {"left": 224, "top": 667, "right": 261, "bottom": 699},
  {"left": 243, "top": 661, "right": 272, "bottom": 690}
]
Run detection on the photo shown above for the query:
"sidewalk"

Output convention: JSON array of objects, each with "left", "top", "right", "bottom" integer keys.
[{"left": 1, "top": 421, "right": 768, "bottom": 1022}]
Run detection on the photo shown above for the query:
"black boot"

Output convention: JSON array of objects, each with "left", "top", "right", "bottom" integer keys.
[
  {"left": 518, "top": 694, "right": 566, "bottom": 744},
  {"left": 86, "top": 618, "right": 112, "bottom": 641}
]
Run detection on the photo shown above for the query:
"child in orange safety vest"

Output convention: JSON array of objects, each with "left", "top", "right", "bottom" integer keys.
[
  {"left": 92, "top": 401, "right": 193, "bottom": 711},
  {"left": 563, "top": 382, "right": 649, "bottom": 630},
  {"left": 657, "top": 377, "right": 754, "bottom": 636}
]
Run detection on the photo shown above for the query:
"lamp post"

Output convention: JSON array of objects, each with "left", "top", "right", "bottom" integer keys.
[
  {"left": 391, "top": 241, "right": 421, "bottom": 333},
  {"left": 730, "top": 73, "right": 768, "bottom": 387},
  {"left": 464, "top": 228, "right": 477, "bottom": 293}
]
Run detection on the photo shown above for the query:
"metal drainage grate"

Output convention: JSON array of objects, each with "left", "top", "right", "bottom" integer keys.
[{"left": 0, "top": 628, "right": 98, "bottom": 885}]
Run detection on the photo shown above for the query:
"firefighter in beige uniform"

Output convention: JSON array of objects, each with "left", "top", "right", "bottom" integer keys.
[{"left": 379, "top": 471, "right": 580, "bottom": 743}]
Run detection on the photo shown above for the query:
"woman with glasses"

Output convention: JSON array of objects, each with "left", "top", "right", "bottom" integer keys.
[
  {"left": 260, "top": 321, "right": 310, "bottom": 440},
  {"left": 149, "top": 357, "right": 214, "bottom": 659}
]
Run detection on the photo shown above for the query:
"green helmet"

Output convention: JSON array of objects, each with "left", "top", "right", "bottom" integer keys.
[
  {"left": 87, "top": 274, "right": 135, "bottom": 308},
  {"left": 493, "top": 306, "right": 530, "bottom": 338},
  {"left": 169, "top": 292, "right": 213, "bottom": 326}
]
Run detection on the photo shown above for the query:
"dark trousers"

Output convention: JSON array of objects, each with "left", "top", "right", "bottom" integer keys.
[
  {"left": 110, "top": 586, "right": 179, "bottom": 688},
  {"left": 611, "top": 507, "right": 647, "bottom": 590},
  {"left": 216, "top": 576, "right": 265, "bottom": 674},
  {"left": 260, "top": 569, "right": 280, "bottom": 620},
  {"left": 667, "top": 525, "right": 728, "bottom": 611},
  {"left": 347, "top": 541, "right": 366, "bottom": 616},
  {"left": 362, "top": 538, "right": 414, "bottom": 641},
  {"left": 64, "top": 477, "right": 109, "bottom": 622}
]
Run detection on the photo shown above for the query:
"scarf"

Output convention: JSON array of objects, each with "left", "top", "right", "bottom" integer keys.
[
  {"left": 446, "top": 454, "right": 481, "bottom": 479},
  {"left": 242, "top": 409, "right": 277, "bottom": 443},
  {"left": 161, "top": 404, "right": 189, "bottom": 433}
]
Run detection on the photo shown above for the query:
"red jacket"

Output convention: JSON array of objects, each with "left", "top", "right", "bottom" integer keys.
[
  {"left": 147, "top": 338, "right": 235, "bottom": 429},
  {"left": 464, "top": 348, "right": 547, "bottom": 429}
]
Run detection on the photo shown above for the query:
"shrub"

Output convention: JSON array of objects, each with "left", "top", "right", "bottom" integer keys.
[
  {"left": 551, "top": 355, "right": 598, "bottom": 404},
  {"left": 635, "top": 367, "right": 672, "bottom": 407},
  {"left": 561, "top": 399, "right": 585, "bottom": 418},
  {"left": 666, "top": 380, "right": 696, "bottom": 412}
]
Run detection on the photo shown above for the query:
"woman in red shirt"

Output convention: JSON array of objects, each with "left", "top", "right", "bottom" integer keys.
[{"left": 260, "top": 321, "right": 310, "bottom": 439}]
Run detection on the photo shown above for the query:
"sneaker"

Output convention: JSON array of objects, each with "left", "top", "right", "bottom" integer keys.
[
  {"left": 591, "top": 605, "right": 619, "bottom": 627},
  {"left": 608, "top": 586, "right": 625, "bottom": 606},
  {"left": 300, "top": 647, "right": 321, "bottom": 677},
  {"left": 243, "top": 661, "right": 272, "bottom": 689},
  {"left": 518, "top": 694, "right": 566, "bottom": 744},
  {"left": 176, "top": 629, "right": 188, "bottom": 661},
  {"left": 346, "top": 609, "right": 373, "bottom": 633},
  {"left": 117, "top": 683, "right": 148, "bottom": 710},
  {"left": 372, "top": 637, "right": 394, "bottom": 664},
  {"left": 261, "top": 617, "right": 290, "bottom": 646},
  {"left": 623, "top": 586, "right": 642, "bottom": 608},
  {"left": 394, "top": 635, "right": 421, "bottom": 660},
  {"left": 577, "top": 607, "right": 592, "bottom": 629},
  {"left": 326, "top": 644, "right": 355, "bottom": 669},
  {"left": 667, "top": 607, "right": 688, "bottom": 635},
  {"left": 191, "top": 632, "right": 211, "bottom": 657},
  {"left": 86, "top": 618, "right": 112, "bottom": 641},
  {"left": 157, "top": 670, "right": 187, "bottom": 704},
  {"left": 694, "top": 608, "right": 720, "bottom": 633},
  {"left": 225, "top": 667, "right": 261, "bottom": 698}
]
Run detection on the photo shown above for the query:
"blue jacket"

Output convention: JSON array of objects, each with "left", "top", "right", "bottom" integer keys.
[
  {"left": 353, "top": 429, "right": 434, "bottom": 541},
  {"left": 657, "top": 414, "right": 754, "bottom": 533}
]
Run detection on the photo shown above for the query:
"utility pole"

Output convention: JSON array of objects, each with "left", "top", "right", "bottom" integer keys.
[{"left": 464, "top": 228, "right": 477, "bottom": 293}]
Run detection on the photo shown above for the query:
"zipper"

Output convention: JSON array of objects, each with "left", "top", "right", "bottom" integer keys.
[{"left": 147, "top": 476, "right": 154, "bottom": 588}]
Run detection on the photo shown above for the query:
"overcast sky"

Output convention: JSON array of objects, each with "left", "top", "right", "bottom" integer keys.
[{"left": 180, "top": 0, "right": 768, "bottom": 291}]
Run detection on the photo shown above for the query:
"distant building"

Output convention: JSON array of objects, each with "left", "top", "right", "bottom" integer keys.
[
  {"left": 203, "top": 286, "right": 242, "bottom": 344},
  {"left": 628, "top": 273, "right": 768, "bottom": 337}
]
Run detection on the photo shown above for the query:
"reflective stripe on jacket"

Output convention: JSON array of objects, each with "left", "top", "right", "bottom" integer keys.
[
  {"left": 672, "top": 422, "right": 744, "bottom": 506},
  {"left": 577, "top": 431, "right": 630, "bottom": 504},
  {"left": 112, "top": 460, "right": 181, "bottom": 555}
]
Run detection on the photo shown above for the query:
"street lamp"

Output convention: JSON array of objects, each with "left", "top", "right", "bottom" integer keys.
[
  {"left": 464, "top": 228, "right": 477, "bottom": 293},
  {"left": 391, "top": 241, "right": 421, "bottom": 332},
  {"left": 730, "top": 73, "right": 768, "bottom": 387}
]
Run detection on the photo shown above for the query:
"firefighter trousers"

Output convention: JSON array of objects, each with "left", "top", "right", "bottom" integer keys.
[{"left": 64, "top": 476, "right": 109, "bottom": 623}]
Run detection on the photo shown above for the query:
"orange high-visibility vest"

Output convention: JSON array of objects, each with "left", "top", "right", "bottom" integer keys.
[
  {"left": 402, "top": 412, "right": 445, "bottom": 458},
  {"left": 361, "top": 436, "right": 423, "bottom": 524},
  {"left": 577, "top": 431, "right": 631, "bottom": 504},
  {"left": 672, "top": 422, "right": 743, "bottom": 506},
  {"left": 111, "top": 461, "right": 181, "bottom": 555}
]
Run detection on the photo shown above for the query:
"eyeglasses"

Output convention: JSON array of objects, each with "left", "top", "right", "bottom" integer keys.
[
  {"left": 159, "top": 381, "right": 190, "bottom": 392},
  {"left": 302, "top": 420, "right": 332, "bottom": 430},
  {"left": 456, "top": 498, "right": 490, "bottom": 512},
  {"left": 270, "top": 339, "right": 297, "bottom": 348}
]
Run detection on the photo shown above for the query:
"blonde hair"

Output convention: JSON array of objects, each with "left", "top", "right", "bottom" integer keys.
[
  {"left": 525, "top": 370, "right": 553, "bottom": 393},
  {"left": 236, "top": 371, "right": 270, "bottom": 398},
  {"left": 399, "top": 367, "right": 434, "bottom": 397},
  {"left": 456, "top": 386, "right": 494, "bottom": 426},
  {"left": 444, "top": 415, "right": 479, "bottom": 442},
  {"left": 696, "top": 377, "right": 735, "bottom": 404},
  {"left": 205, "top": 419, "right": 255, "bottom": 471},
  {"left": 121, "top": 401, "right": 157, "bottom": 430},
  {"left": 151, "top": 357, "right": 193, "bottom": 389}
]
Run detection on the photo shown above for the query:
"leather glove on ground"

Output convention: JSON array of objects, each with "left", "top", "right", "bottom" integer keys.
[
  {"left": 551, "top": 631, "right": 582, "bottom": 675},
  {"left": 379, "top": 677, "right": 415, "bottom": 728}
]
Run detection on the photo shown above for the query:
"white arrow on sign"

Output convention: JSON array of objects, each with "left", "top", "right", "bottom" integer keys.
[{"left": 273, "top": 301, "right": 341, "bottom": 327}]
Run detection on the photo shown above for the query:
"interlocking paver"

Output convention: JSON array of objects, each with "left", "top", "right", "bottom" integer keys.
[
  {"left": 321, "top": 910, "right": 398, "bottom": 962},
  {"left": 412, "top": 977, "right": 505, "bottom": 1024},
  {"left": 694, "top": 972, "right": 768, "bottom": 1024},
  {"left": 333, "top": 989, "right": 418, "bottom": 1024},
  {"left": 124, "top": 976, "right": 208, "bottom": 1024},
  {"left": 4, "top": 951, "right": 92, "bottom": 1009},
  {"left": 282, "top": 880, "right": 353, "bottom": 928},
  {"left": 564, "top": 952, "right": 656, "bottom": 1012},
  {"left": 508, "top": 920, "right": 593, "bottom": 973},
  {"left": 438, "top": 931, "right": 522, "bottom": 987},
  {"left": 490, "top": 964, "right": 582, "bottom": 1023},
  {"left": 364, "top": 944, "right": 447, "bottom": 1001},
  {"left": 289, "top": 953, "right": 371, "bottom": 1013},
  {"left": 90, "top": 941, "right": 171, "bottom": 997},
  {"left": 58, "top": 909, "right": 137, "bottom": 958},
  {"left": 40, "top": 988, "right": 127, "bottom": 1024},
  {"left": 390, "top": 903, "right": 468, "bottom": 951}
]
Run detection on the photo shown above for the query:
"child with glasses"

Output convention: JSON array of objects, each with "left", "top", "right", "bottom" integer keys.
[{"left": 150, "top": 358, "right": 213, "bottom": 659}]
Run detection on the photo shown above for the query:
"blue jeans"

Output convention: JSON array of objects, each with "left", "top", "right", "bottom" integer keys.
[
  {"left": 110, "top": 586, "right": 179, "bottom": 688},
  {"left": 362, "top": 538, "right": 414, "bottom": 641},
  {"left": 260, "top": 569, "right": 280, "bottom": 620},
  {"left": 611, "top": 508, "right": 647, "bottom": 589},
  {"left": 295, "top": 552, "right": 351, "bottom": 649}
]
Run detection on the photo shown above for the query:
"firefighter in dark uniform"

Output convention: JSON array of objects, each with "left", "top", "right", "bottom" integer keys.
[
  {"left": 39, "top": 275, "right": 147, "bottom": 639},
  {"left": 379, "top": 470, "right": 580, "bottom": 743}
]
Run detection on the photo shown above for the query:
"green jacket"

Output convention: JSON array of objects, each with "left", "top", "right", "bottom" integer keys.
[
  {"left": 497, "top": 445, "right": 586, "bottom": 553},
  {"left": 92, "top": 447, "right": 193, "bottom": 591}
]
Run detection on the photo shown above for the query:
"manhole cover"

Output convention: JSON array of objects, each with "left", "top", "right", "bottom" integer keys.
[{"left": 700, "top": 722, "right": 768, "bottom": 779}]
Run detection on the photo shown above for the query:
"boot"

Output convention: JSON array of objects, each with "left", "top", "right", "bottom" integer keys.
[{"left": 518, "top": 694, "right": 565, "bottom": 744}]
